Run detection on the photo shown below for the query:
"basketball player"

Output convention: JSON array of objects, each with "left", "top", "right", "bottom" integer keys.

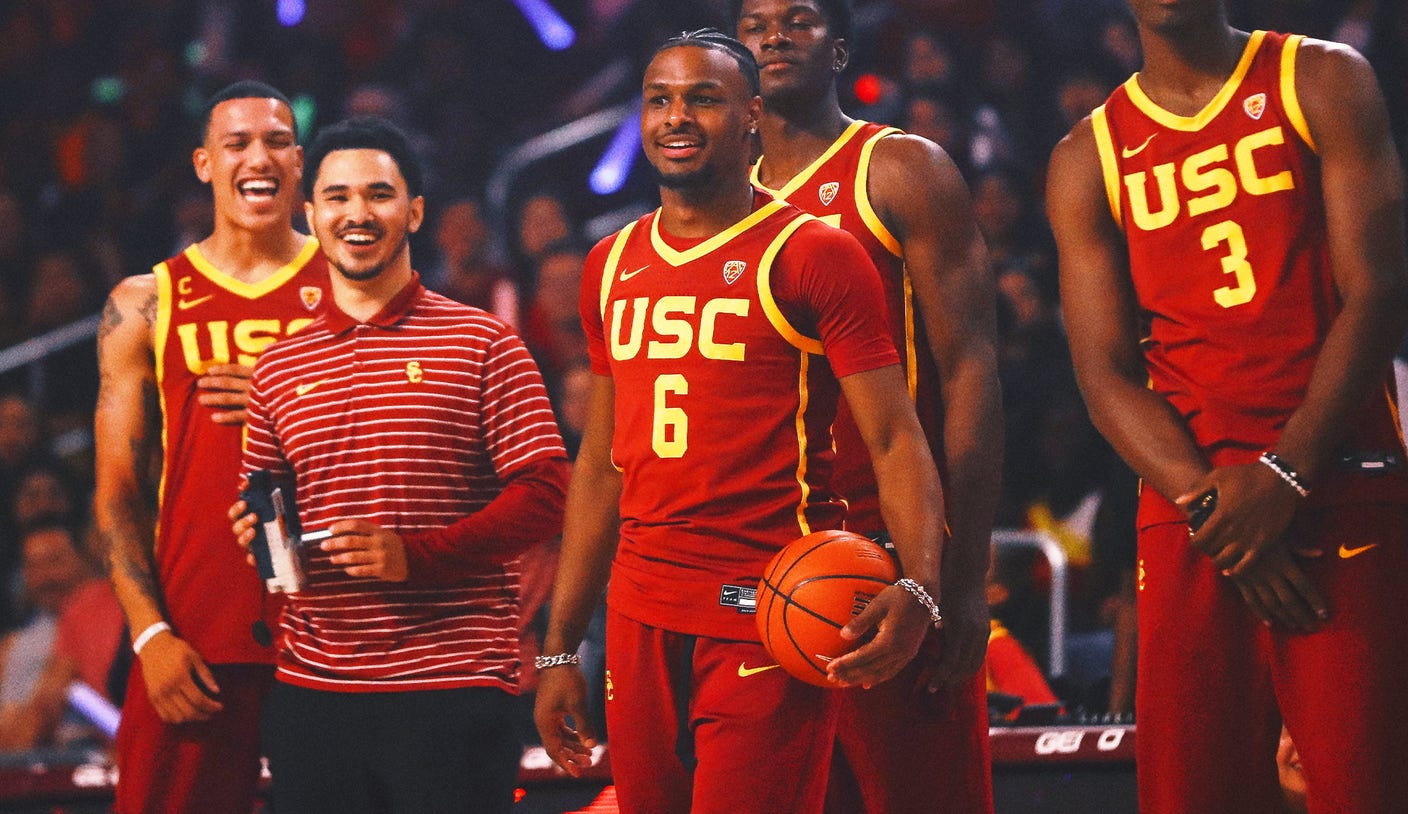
[
  {"left": 95, "top": 81, "right": 328, "bottom": 813},
  {"left": 533, "top": 30, "right": 946, "bottom": 813},
  {"left": 1048, "top": 0, "right": 1408, "bottom": 809},
  {"left": 232, "top": 116, "right": 569, "bottom": 812},
  {"left": 735, "top": 1, "right": 1001, "bottom": 809}
]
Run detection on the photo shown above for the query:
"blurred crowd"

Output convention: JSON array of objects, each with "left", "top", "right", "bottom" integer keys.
[{"left": 2, "top": 0, "right": 1406, "bottom": 755}]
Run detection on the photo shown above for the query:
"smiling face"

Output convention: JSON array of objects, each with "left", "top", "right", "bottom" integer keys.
[
  {"left": 305, "top": 148, "right": 423, "bottom": 283},
  {"left": 640, "top": 44, "right": 760, "bottom": 192},
  {"left": 194, "top": 97, "right": 302, "bottom": 235},
  {"left": 736, "top": 0, "right": 845, "bottom": 104}
]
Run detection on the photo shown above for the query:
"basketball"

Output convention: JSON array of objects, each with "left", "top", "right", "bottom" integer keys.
[{"left": 756, "top": 529, "right": 898, "bottom": 687}]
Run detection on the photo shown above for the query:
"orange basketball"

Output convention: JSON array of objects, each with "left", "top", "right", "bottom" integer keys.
[{"left": 756, "top": 529, "right": 898, "bottom": 687}]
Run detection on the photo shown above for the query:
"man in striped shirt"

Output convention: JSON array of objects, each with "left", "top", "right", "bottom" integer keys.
[{"left": 233, "top": 116, "right": 569, "bottom": 813}]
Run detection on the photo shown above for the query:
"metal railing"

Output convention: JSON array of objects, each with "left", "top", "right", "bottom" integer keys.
[
  {"left": 992, "top": 528, "right": 1069, "bottom": 677},
  {"left": 0, "top": 312, "right": 102, "bottom": 403}
]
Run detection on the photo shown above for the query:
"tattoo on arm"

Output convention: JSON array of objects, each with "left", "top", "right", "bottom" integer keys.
[
  {"left": 140, "top": 290, "right": 157, "bottom": 326},
  {"left": 98, "top": 296, "right": 123, "bottom": 341}
]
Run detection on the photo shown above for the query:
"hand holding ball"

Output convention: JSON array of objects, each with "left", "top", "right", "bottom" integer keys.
[{"left": 756, "top": 530, "right": 898, "bottom": 686}]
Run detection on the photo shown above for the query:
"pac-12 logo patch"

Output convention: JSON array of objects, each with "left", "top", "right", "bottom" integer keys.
[
  {"left": 818, "top": 181, "right": 840, "bottom": 206},
  {"left": 1243, "top": 93, "right": 1267, "bottom": 120},
  {"left": 723, "top": 260, "right": 747, "bottom": 285},
  {"left": 300, "top": 286, "right": 323, "bottom": 310}
]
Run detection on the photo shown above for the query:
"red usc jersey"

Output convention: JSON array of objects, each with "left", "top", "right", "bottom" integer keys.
[
  {"left": 752, "top": 121, "right": 944, "bottom": 535},
  {"left": 152, "top": 240, "right": 328, "bottom": 663},
  {"left": 582, "top": 194, "right": 898, "bottom": 640},
  {"left": 1094, "top": 30, "right": 1408, "bottom": 527}
]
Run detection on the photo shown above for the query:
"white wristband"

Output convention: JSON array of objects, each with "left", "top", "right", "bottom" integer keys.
[{"left": 132, "top": 621, "right": 171, "bottom": 655}]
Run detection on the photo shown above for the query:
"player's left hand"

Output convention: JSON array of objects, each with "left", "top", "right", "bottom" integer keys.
[
  {"left": 826, "top": 583, "right": 932, "bottom": 688},
  {"left": 917, "top": 587, "right": 988, "bottom": 692},
  {"left": 321, "top": 519, "right": 408, "bottom": 581},
  {"left": 1179, "top": 461, "right": 1300, "bottom": 575},
  {"left": 197, "top": 363, "right": 254, "bottom": 425}
]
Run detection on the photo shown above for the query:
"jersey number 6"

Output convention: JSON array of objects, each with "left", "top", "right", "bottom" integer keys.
[{"left": 653, "top": 374, "right": 688, "bottom": 458}]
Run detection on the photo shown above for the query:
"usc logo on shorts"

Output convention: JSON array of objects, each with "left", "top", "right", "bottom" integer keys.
[{"left": 1137, "top": 558, "right": 1146, "bottom": 592}]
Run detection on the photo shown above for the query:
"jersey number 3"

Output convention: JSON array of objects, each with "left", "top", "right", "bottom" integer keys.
[{"left": 1202, "top": 220, "right": 1256, "bottom": 308}]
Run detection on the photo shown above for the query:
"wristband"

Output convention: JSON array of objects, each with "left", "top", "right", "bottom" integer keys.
[
  {"left": 132, "top": 621, "right": 172, "bottom": 655},
  {"left": 534, "top": 652, "right": 582, "bottom": 670},
  {"left": 895, "top": 578, "right": 943, "bottom": 628},
  {"left": 1258, "top": 452, "right": 1309, "bottom": 498}
]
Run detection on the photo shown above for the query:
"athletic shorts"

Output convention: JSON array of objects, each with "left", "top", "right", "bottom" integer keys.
[
  {"left": 825, "top": 630, "right": 993, "bottom": 814},
  {"left": 1136, "top": 502, "right": 1408, "bottom": 814},
  {"left": 114, "top": 662, "right": 273, "bottom": 814},
  {"left": 604, "top": 607, "right": 840, "bottom": 814}
]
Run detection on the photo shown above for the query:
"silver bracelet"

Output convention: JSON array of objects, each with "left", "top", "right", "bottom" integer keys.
[
  {"left": 895, "top": 578, "right": 943, "bottom": 628},
  {"left": 1258, "top": 452, "right": 1309, "bottom": 498},
  {"left": 534, "top": 652, "right": 582, "bottom": 670}
]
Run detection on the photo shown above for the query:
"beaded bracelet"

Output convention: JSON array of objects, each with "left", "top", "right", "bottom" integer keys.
[
  {"left": 535, "top": 652, "right": 582, "bottom": 670},
  {"left": 895, "top": 578, "right": 943, "bottom": 628},
  {"left": 1258, "top": 451, "right": 1309, "bottom": 498}
]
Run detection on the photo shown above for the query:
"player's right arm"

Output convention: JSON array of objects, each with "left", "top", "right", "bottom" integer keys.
[
  {"left": 94, "top": 275, "right": 222, "bottom": 723},
  {"left": 534, "top": 373, "right": 620, "bottom": 777},
  {"left": 1048, "top": 121, "right": 1325, "bottom": 631}
]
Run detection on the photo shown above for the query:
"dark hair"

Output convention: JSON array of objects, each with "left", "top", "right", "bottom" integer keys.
[
  {"left": 730, "top": 0, "right": 853, "bottom": 44},
  {"left": 654, "top": 28, "right": 760, "bottom": 97},
  {"left": 302, "top": 116, "right": 424, "bottom": 200},
  {"left": 200, "top": 80, "right": 295, "bottom": 143}
]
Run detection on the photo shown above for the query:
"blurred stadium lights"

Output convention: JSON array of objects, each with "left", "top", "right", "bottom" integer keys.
[
  {"left": 277, "top": 0, "right": 306, "bottom": 27},
  {"left": 511, "top": 0, "right": 577, "bottom": 51},
  {"left": 589, "top": 115, "right": 640, "bottom": 195}
]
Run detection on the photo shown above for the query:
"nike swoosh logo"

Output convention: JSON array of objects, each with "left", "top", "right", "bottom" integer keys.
[
  {"left": 1122, "top": 134, "right": 1156, "bottom": 158},
  {"left": 737, "top": 663, "right": 780, "bottom": 678},
  {"left": 295, "top": 379, "right": 330, "bottom": 396},
  {"left": 619, "top": 265, "right": 649, "bottom": 282},
  {"left": 1338, "top": 542, "right": 1380, "bottom": 559},
  {"left": 177, "top": 295, "right": 215, "bottom": 310}
]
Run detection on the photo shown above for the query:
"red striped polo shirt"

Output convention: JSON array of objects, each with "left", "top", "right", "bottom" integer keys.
[{"left": 242, "top": 274, "right": 567, "bottom": 693}]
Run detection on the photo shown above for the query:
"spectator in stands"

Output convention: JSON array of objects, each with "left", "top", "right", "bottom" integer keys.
[
  {"left": 514, "top": 191, "right": 574, "bottom": 275},
  {"left": 431, "top": 197, "right": 520, "bottom": 326},
  {"left": 0, "top": 517, "right": 122, "bottom": 751},
  {"left": 985, "top": 545, "right": 1059, "bottom": 720},
  {"left": 11, "top": 462, "right": 83, "bottom": 535},
  {"left": 521, "top": 240, "right": 590, "bottom": 389}
]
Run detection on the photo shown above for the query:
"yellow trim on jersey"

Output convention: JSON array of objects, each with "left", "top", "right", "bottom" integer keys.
[
  {"left": 792, "top": 351, "right": 814, "bottom": 536},
  {"left": 598, "top": 221, "right": 637, "bottom": 319},
  {"left": 151, "top": 262, "right": 174, "bottom": 522},
  {"left": 1386, "top": 382, "right": 1406, "bottom": 447},
  {"left": 1280, "top": 34, "right": 1317, "bottom": 153},
  {"left": 649, "top": 199, "right": 789, "bottom": 267},
  {"left": 854, "top": 127, "right": 903, "bottom": 258},
  {"left": 1124, "top": 30, "right": 1267, "bottom": 131},
  {"left": 1090, "top": 105, "right": 1125, "bottom": 229},
  {"left": 902, "top": 270, "right": 917, "bottom": 400},
  {"left": 751, "top": 120, "right": 870, "bottom": 199},
  {"left": 183, "top": 236, "right": 319, "bottom": 299},
  {"left": 757, "top": 215, "right": 825, "bottom": 355}
]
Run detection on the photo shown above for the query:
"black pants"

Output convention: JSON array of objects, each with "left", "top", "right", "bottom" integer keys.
[{"left": 262, "top": 681, "right": 522, "bottom": 814}]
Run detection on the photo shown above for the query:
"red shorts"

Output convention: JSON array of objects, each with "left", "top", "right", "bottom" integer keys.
[
  {"left": 115, "top": 662, "right": 274, "bottom": 814},
  {"left": 1136, "top": 502, "right": 1408, "bottom": 814},
  {"left": 825, "top": 631, "right": 992, "bottom": 814},
  {"left": 604, "top": 607, "right": 839, "bottom": 814}
]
